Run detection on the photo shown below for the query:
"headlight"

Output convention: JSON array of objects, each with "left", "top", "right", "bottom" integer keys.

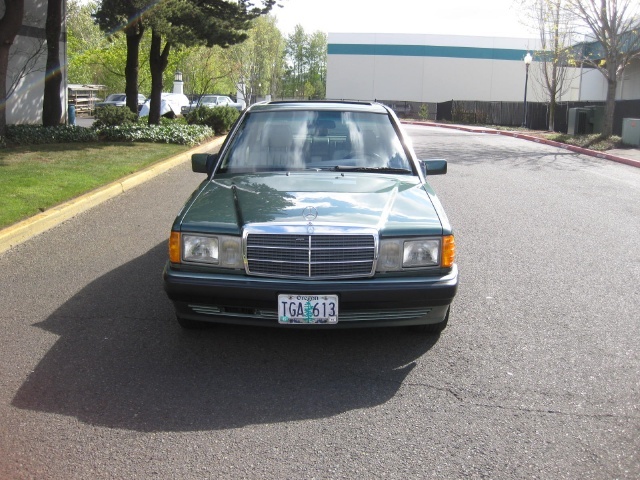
[
  {"left": 378, "top": 237, "right": 453, "bottom": 272},
  {"left": 403, "top": 239, "right": 440, "bottom": 267},
  {"left": 378, "top": 240, "right": 403, "bottom": 271},
  {"left": 179, "top": 233, "right": 243, "bottom": 268}
]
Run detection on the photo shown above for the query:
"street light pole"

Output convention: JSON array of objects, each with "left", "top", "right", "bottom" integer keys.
[
  {"left": 173, "top": 71, "right": 183, "bottom": 95},
  {"left": 522, "top": 52, "right": 532, "bottom": 128}
]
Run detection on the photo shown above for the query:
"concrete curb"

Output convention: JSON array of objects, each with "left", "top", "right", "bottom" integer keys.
[
  {"left": 403, "top": 121, "right": 640, "bottom": 169},
  {"left": 0, "top": 137, "right": 225, "bottom": 256}
]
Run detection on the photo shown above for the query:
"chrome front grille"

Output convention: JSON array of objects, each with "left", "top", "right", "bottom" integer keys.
[{"left": 245, "top": 232, "right": 377, "bottom": 279}]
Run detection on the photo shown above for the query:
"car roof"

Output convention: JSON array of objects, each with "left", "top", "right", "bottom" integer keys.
[{"left": 246, "top": 100, "right": 390, "bottom": 114}]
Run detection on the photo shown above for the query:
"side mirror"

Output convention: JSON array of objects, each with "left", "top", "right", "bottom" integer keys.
[
  {"left": 191, "top": 153, "right": 217, "bottom": 175},
  {"left": 420, "top": 159, "right": 447, "bottom": 176}
]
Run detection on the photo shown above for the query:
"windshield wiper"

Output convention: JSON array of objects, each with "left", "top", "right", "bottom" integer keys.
[{"left": 332, "top": 166, "right": 412, "bottom": 174}]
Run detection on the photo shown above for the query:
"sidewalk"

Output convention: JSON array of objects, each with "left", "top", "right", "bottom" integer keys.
[{"left": 404, "top": 121, "right": 640, "bottom": 169}]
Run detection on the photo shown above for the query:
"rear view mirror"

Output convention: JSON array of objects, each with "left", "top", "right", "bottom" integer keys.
[
  {"left": 191, "top": 153, "right": 209, "bottom": 173},
  {"left": 191, "top": 153, "right": 217, "bottom": 175},
  {"left": 420, "top": 159, "right": 447, "bottom": 176}
]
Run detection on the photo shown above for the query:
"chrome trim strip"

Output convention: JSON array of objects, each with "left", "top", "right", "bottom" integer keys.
[{"left": 188, "top": 304, "right": 432, "bottom": 322}]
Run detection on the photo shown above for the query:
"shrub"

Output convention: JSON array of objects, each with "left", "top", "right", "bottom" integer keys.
[
  {"left": 93, "top": 105, "right": 139, "bottom": 128},
  {"left": 95, "top": 123, "right": 214, "bottom": 145},
  {"left": 452, "top": 107, "right": 487, "bottom": 125},
  {"left": 419, "top": 104, "right": 429, "bottom": 120},
  {"left": 160, "top": 116, "right": 187, "bottom": 126},
  {"left": 545, "top": 133, "right": 622, "bottom": 151},
  {"left": 4, "top": 125, "right": 99, "bottom": 145},
  {"left": 0, "top": 121, "right": 213, "bottom": 148},
  {"left": 186, "top": 106, "right": 239, "bottom": 134}
]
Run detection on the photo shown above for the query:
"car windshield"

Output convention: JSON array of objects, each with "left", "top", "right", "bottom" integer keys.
[
  {"left": 200, "top": 96, "right": 218, "bottom": 104},
  {"left": 217, "top": 110, "right": 412, "bottom": 174},
  {"left": 107, "top": 94, "right": 126, "bottom": 102}
]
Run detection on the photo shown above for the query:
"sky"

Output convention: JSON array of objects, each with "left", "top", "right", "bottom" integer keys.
[{"left": 271, "top": 0, "right": 539, "bottom": 39}]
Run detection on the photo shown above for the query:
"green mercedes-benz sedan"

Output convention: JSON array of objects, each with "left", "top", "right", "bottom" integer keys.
[{"left": 163, "top": 101, "right": 457, "bottom": 332}]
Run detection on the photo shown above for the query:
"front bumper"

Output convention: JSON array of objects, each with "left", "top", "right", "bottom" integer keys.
[{"left": 163, "top": 263, "right": 458, "bottom": 328}]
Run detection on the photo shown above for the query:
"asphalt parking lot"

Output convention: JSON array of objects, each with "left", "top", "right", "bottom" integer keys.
[{"left": 0, "top": 125, "right": 638, "bottom": 479}]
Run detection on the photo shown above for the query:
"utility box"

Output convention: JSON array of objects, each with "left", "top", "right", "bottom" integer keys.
[
  {"left": 568, "top": 108, "right": 589, "bottom": 135},
  {"left": 622, "top": 118, "right": 640, "bottom": 146},
  {"left": 568, "top": 106, "right": 605, "bottom": 135},
  {"left": 585, "top": 106, "right": 605, "bottom": 134}
]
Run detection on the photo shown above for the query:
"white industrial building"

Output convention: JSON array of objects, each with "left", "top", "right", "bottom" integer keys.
[{"left": 326, "top": 32, "right": 639, "bottom": 104}]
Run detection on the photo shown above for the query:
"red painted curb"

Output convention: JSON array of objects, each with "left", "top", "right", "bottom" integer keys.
[{"left": 402, "top": 121, "right": 640, "bottom": 169}]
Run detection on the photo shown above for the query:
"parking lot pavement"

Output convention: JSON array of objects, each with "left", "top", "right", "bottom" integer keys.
[
  {"left": 75, "top": 116, "right": 94, "bottom": 128},
  {"left": 403, "top": 121, "right": 640, "bottom": 168},
  {"left": 2, "top": 126, "right": 638, "bottom": 479}
]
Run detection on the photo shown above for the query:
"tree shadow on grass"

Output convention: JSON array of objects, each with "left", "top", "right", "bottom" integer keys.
[{"left": 12, "top": 243, "right": 438, "bottom": 432}]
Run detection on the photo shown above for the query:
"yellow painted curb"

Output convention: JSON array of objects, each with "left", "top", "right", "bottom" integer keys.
[{"left": 0, "top": 137, "right": 225, "bottom": 256}]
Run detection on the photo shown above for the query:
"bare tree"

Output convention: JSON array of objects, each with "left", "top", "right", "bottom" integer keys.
[
  {"left": 0, "top": 0, "right": 25, "bottom": 137},
  {"left": 568, "top": 0, "right": 640, "bottom": 137},
  {"left": 519, "top": 0, "right": 578, "bottom": 131}
]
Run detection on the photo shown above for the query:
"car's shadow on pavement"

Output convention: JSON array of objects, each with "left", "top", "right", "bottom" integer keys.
[{"left": 12, "top": 243, "right": 439, "bottom": 432}]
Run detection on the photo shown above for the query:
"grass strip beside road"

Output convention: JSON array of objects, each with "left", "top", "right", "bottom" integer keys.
[{"left": 0, "top": 142, "right": 189, "bottom": 229}]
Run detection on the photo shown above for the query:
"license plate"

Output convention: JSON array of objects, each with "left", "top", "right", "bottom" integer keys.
[{"left": 278, "top": 294, "right": 338, "bottom": 324}]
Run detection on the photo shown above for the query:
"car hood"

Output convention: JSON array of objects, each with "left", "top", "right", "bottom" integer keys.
[{"left": 178, "top": 172, "right": 444, "bottom": 237}]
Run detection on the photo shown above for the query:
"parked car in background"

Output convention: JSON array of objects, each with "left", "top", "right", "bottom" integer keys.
[
  {"left": 163, "top": 100, "right": 458, "bottom": 333},
  {"left": 95, "top": 93, "right": 146, "bottom": 109},
  {"left": 139, "top": 93, "right": 190, "bottom": 118},
  {"left": 181, "top": 94, "right": 245, "bottom": 115}
]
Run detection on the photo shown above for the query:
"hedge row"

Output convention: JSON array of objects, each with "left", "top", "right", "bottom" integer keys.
[
  {"left": 4, "top": 125, "right": 99, "bottom": 146},
  {"left": 2, "top": 122, "right": 216, "bottom": 148},
  {"left": 93, "top": 104, "right": 239, "bottom": 135},
  {"left": 95, "top": 124, "right": 214, "bottom": 145},
  {"left": 0, "top": 104, "right": 239, "bottom": 148}
]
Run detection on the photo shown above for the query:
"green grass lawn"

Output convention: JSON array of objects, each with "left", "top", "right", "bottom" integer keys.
[{"left": 0, "top": 142, "right": 189, "bottom": 229}]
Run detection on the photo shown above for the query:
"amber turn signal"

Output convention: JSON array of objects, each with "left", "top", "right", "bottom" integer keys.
[
  {"left": 441, "top": 235, "right": 455, "bottom": 268},
  {"left": 169, "top": 231, "right": 181, "bottom": 263}
]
